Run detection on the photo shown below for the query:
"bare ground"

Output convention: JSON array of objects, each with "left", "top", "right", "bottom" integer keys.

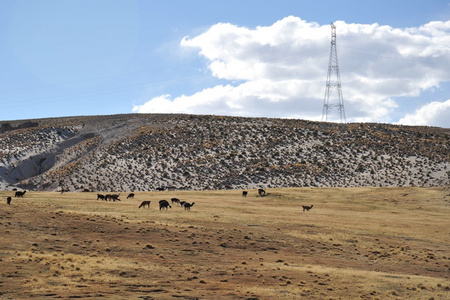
[{"left": 1, "top": 187, "right": 449, "bottom": 299}]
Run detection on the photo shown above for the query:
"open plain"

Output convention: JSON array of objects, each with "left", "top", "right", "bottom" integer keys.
[{"left": 1, "top": 187, "right": 449, "bottom": 299}]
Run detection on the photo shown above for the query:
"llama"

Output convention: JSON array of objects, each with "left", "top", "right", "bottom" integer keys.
[
  {"left": 242, "top": 191, "right": 248, "bottom": 197},
  {"left": 127, "top": 193, "right": 135, "bottom": 199},
  {"left": 302, "top": 205, "right": 313, "bottom": 211},
  {"left": 139, "top": 201, "right": 151, "bottom": 209},
  {"left": 183, "top": 202, "right": 195, "bottom": 210},
  {"left": 15, "top": 190, "right": 26, "bottom": 198},
  {"left": 106, "top": 193, "right": 120, "bottom": 201},
  {"left": 171, "top": 198, "right": 180, "bottom": 205},
  {"left": 159, "top": 200, "right": 171, "bottom": 210},
  {"left": 97, "top": 194, "right": 105, "bottom": 200},
  {"left": 179, "top": 201, "right": 186, "bottom": 207},
  {"left": 258, "top": 189, "right": 266, "bottom": 197},
  {"left": 111, "top": 194, "right": 121, "bottom": 201},
  {"left": 6, "top": 196, "right": 12, "bottom": 205}
]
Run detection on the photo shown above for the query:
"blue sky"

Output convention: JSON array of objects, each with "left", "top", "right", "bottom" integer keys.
[{"left": 1, "top": 1, "right": 450, "bottom": 127}]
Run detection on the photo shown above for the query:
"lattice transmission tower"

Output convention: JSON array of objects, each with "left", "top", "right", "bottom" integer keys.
[{"left": 322, "top": 23, "right": 346, "bottom": 123}]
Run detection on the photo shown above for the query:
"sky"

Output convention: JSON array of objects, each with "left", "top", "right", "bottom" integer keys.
[{"left": 1, "top": 1, "right": 450, "bottom": 128}]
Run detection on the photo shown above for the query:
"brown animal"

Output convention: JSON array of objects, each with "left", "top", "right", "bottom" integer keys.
[
  {"left": 183, "top": 202, "right": 195, "bottom": 210},
  {"left": 258, "top": 189, "right": 266, "bottom": 197},
  {"left": 138, "top": 201, "right": 151, "bottom": 209},
  {"left": 302, "top": 205, "right": 313, "bottom": 211},
  {"left": 159, "top": 200, "right": 171, "bottom": 210},
  {"left": 15, "top": 190, "right": 26, "bottom": 198},
  {"left": 105, "top": 194, "right": 121, "bottom": 201}
]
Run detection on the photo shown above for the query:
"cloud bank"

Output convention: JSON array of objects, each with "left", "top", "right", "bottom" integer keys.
[
  {"left": 398, "top": 99, "right": 450, "bottom": 127},
  {"left": 133, "top": 17, "right": 450, "bottom": 127}
]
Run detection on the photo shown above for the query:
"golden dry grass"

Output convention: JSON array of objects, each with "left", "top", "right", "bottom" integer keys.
[{"left": 1, "top": 187, "right": 449, "bottom": 299}]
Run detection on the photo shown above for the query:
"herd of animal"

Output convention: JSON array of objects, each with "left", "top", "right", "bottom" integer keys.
[
  {"left": 137, "top": 198, "right": 196, "bottom": 211},
  {"left": 137, "top": 198, "right": 195, "bottom": 211},
  {"left": 95, "top": 192, "right": 196, "bottom": 211},
  {"left": 4, "top": 189, "right": 313, "bottom": 212}
]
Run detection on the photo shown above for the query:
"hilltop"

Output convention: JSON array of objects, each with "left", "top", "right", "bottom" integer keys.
[{"left": 0, "top": 114, "right": 449, "bottom": 192}]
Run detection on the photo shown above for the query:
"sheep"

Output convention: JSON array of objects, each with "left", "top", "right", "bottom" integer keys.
[
  {"left": 127, "top": 193, "right": 135, "bottom": 199},
  {"left": 139, "top": 201, "right": 151, "bottom": 209},
  {"left": 183, "top": 202, "right": 195, "bottom": 210},
  {"left": 159, "top": 200, "right": 171, "bottom": 210},
  {"left": 302, "top": 205, "right": 313, "bottom": 211}
]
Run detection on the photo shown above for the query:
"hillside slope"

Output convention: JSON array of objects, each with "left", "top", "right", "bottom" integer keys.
[{"left": 0, "top": 114, "right": 449, "bottom": 192}]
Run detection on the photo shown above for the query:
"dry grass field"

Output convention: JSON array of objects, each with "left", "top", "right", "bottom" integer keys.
[{"left": 1, "top": 187, "right": 449, "bottom": 299}]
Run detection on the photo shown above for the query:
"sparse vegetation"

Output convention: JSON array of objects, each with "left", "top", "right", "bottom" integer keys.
[
  {"left": 0, "top": 114, "right": 448, "bottom": 192},
  {"left": 0, "top": 187, "right": 449, "bottom": 298}
]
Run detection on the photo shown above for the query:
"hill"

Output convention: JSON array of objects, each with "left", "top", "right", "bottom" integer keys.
[{"left": 0, "top": 114, "right": 449, "bottom": 192}]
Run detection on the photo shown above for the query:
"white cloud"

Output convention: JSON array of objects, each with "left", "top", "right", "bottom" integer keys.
[
  {"left": 397, "top": 100, "right": 450, "bottom": 128},
  {"left": 134, "top": 17, "right": 450, "bottom": 125}
]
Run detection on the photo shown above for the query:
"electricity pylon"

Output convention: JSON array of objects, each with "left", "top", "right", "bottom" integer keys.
[{"left": 322, "top": 23, "right": 346, "bottom": 123}]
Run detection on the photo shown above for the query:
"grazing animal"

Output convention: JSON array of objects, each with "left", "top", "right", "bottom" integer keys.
[
  {"left": 106, "top": 194, "right": 120, "bottom": 201},
  {"left": 159, "top": 200, "right": 171, "bottom": 210},
  {"left": 183, "top": 202, "right": 195, "bottom": 210},
  {"left": 139, "top": 201, "right": 151, "bottom": 209},
  {"left": 6, "top": 196, "right": 12, "bottom": 205},
  {"left": 171, "top": 198, "right": 180, "bottom": 205},
  {"left": 258, "top": 189, "right": 266, "bottom": 197},
  {"left": 127, "top": 193, "right": 135, "bottom": 199},
  {"left": 156, "top": 187, "right": 165, "bottom": 191},
  {"left": 97, "top": 194, "right": 105, "bottom": 200},
  {"left": 242, "top": 191, "right": 248, "bottom": 197},
  {"left": 179, "top": 201, "right": 186, "bottom": 207},
  {"left": 15, "top": 190, "right": 26, "bottom": 198},
  {"left": 302, "top": 205, "right": 313, "bottom": 211}
]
